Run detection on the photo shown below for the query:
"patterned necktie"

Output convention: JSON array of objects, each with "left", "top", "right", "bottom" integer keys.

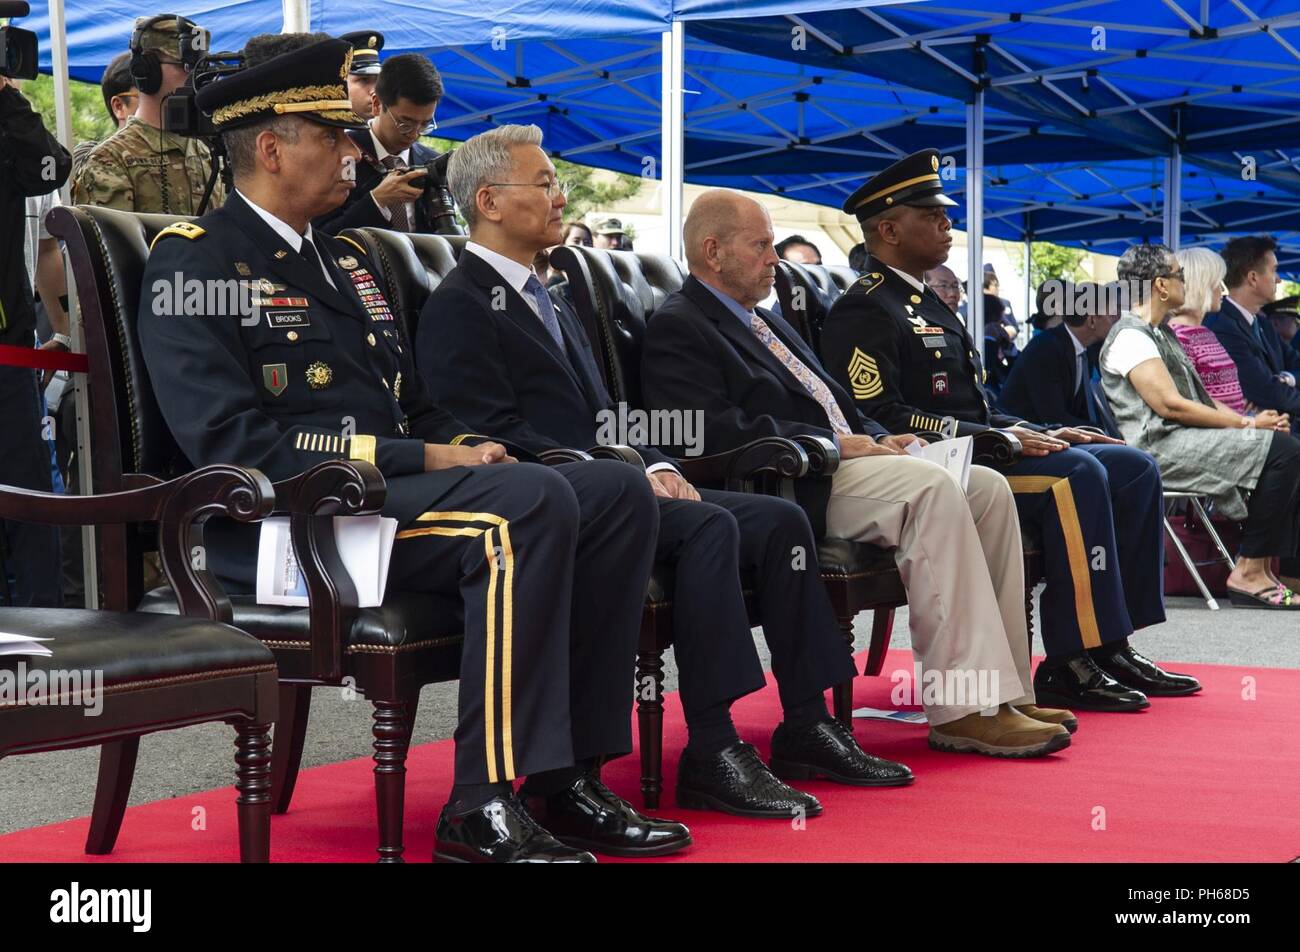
[
  {"left": 748, "top": 311, "right": 852, "bottom": 435},
  {"left": 523, "top": 274, "right": 566, "bottom": 350},
  {"left": 380, "top": 154, "right": 411, "bottom": 232}
]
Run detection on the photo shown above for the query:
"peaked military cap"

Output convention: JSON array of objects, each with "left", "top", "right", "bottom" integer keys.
[
  {"left": 340, "top": 30, "right": 384, "bottom": 75},
  {"left": 195, "top": 37, "right": 366, "bottom": 131},
  {"left": 1263, "top": 295, "right": 1300, "bottom": 319},
  {"left": 842, "top": 148, "right": 957, "bottom": 222}
]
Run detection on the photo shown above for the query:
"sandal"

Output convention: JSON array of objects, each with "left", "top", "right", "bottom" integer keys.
[{"left": 1226, "top": 584, "right": 1300, "bottom": 609}]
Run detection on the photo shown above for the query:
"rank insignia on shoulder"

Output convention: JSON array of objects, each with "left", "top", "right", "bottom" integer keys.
[
  {"left": 263, "top": 363, "right": 288, "bottom": 396},
  {"left": 847, "top": 347, "right": 884, "bottom": 400},
  {"left": 306, "top": 361, "right": 333, "bottom": 390},
  {"left": 148, "top": 221, "right": 206, "bottom": 251},
  {"left": 338, "top": 255, "right": 359, "bottom": 271},
  {"left": 856, "top": 272, "right": 884, "bottom": 295}
]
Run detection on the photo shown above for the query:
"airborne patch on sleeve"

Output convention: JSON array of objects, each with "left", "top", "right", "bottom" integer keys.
[{"left": 847, "top": 347, "right": 884, "bottom": 400}]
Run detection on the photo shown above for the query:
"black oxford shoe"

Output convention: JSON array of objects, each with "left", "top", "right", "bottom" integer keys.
[
  {"left": 770, "top": 717, "right": 914, "bottom": 787},
  {"left": 434, "top": 795, "right": 596, "bottom": 863},
  {"left": 1033, "top": 654, "right": 1150, "bottom": 712},
  {"left": 1095, "top": 645, "right": 1201, "bottom": 697},
  {"left": 677, "top": 741, "right": 823, "bottom": 819},
  {"left": 522, "top": 773, "right": 692, "bottom": 858}
]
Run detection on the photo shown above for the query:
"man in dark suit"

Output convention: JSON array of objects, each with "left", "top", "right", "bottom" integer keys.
[
  {"left": 818, "top": 150, "right": 1196, "bottom": 713},
  {"left": 313, "top": 52, "right": 443, "bottom": 235},
  {"left": 641, "top": 188, "right": 1078, "bottom": 759},
  {"left": 1206, "top": 236, "right": 1300, "bottom": 424},
  {"left": 996, "top": 281, "right": 1122, "bottom": 437},
  {"left": 417, "top": 125, "right": 914, "bottom": 819},
  {"left": 137, "top": 36, "right": 691, "bottom": 863}
]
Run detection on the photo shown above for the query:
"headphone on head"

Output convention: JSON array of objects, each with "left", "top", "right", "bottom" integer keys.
[{"left": 129, "top": 14, "right": 201, "bottom": 95}]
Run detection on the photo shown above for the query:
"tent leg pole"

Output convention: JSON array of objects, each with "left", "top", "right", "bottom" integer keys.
[
  {"left": 281, "top": 0, "right": 311, "bottom": 32},
  {"left": 661, "top": 21, "right": 685, "bottom": 260},
  {"left": 965, "top": 89, "right": 985, "bottom": 333},
  {"left": 1164, "top": 145, "right": 1182, "bottom": 251}
]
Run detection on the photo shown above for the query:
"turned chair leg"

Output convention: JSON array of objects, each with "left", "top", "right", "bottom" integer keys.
[
  {"left": 832, "top": 615, "right": 857, "bottom": 725},
  {"left": 636, "top": 648, "right": 665, "bottom": 810},
  {"left": 85, "top": 737, "right": 140, "bottom": 855},
  {"left": 864, "top": 607, "right": 895, "bottom": 678},
  {"left": 372, "top": 699, "right": 409, "bottom": 864},
  {"left": 271, "top": 683, "right": 312, "bottom": 814},
  {"left": 234, "top": 722, "right": 273, "bottom": 863}
]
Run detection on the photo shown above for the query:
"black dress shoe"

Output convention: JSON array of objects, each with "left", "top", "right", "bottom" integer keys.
[
  {"left": 1094, "top": 645, "right": 1202, "bottom": 697},
  {"left": 770, "top": 717, "right": 914, "bottom": 787},
  {"left": 434, "top": 795, "right": 596, "bottom": 863},
  {"left": 522, "top": 773, "right": 692, "bottom": 858},
  {"left": 1033, "top": 654, "right": 1150, "bottom": 712},
  {"left": 677, "top": 741, "right": 823, "bottom": 819}
]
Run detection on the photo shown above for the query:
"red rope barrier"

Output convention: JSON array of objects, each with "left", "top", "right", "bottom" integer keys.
[{"left": 0, "top": 344, "right": 89, "bottom": 374}]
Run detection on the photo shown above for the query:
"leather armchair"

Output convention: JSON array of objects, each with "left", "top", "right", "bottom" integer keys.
[{"left": 0, "top": 464, "right": 278, "bottom": 861}]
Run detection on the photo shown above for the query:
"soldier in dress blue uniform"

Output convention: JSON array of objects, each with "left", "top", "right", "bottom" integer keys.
[
  {"left": 820, "top": 149, "right": 1200, "bottom": 711},
  {"left": 136, "top": 36, "right": 691, "bottom": 863}
]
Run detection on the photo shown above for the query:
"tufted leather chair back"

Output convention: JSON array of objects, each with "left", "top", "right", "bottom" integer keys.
[
  {"left": 47, "top": 205, "right": 194, "bottom": 488},
  {"left": 826, "top": 265, "right": 859, "bottom": 294},
  {"left": 340, "top": 229, "right": 464, "bottom": 346},
  {"left": 547, "top": 246, "right": 685, "bottom": 408},
  {"left": 775, "top": 259, "right": 842, "bottom": 353}
]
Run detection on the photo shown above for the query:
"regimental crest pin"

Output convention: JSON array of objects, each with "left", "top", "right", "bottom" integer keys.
[
  {"left": 305, "top": 361, "right": 333, "bottom": 390},
  {"left": 847, "top": 347, "right": 884, "bottom": 400},
  {"left": 262, "top": 363, "right": 288, "bottom": 396}
]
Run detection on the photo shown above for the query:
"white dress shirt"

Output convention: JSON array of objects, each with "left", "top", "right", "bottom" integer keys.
[{"left": 236, "top": 189, "right": 336, "bottom": 290}]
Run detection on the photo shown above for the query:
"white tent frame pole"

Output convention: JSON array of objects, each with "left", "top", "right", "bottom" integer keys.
[
  {"left": 1164, "top": 143, "right": 1182, "bottom": 250},
  {"left": 48, "top": 0, "right": 73, "bottom": 173},
  {"left": 965, "top": 88, "right": 985, "bottom": 332},
  {"left": 661, "top": 20, "right": 685, "bottom": 260},
  {"left": 1024, "top": 235, "right": 1033, "bottom": 328},
  {"left": 282, "top": 0, "right": 310, "bottom": 33}
]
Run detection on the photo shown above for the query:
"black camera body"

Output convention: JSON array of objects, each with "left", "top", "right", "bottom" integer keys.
[
  {"left": 412, "top": 150, "right": 463, "bottom": 236},
  {"left": 0, "top": 1, "right": 37, "bottom": 80},
  {"left": 161, "top": 51, "right": 244, "bottom": 140}
]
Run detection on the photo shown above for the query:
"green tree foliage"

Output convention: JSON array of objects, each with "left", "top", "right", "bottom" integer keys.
[
  {"left": 20, "top": 74, "right": 117, "bottom": 147},
  {"left": 1010, "top": 241, "right": 1090, "bottom": 290},
  {"left": 424, "top": 135, "right": 643, "bottom": 227}
]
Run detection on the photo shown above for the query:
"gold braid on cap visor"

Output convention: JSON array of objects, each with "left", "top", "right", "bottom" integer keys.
[{"left": 211, "top": 85, "right": 357, "bottom": 127}]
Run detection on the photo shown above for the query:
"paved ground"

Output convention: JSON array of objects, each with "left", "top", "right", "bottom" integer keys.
[{"left": 2, "top": 592, "right": 1295, "bottom": 835}]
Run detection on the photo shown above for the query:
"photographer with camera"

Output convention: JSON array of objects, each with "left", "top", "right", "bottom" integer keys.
[
  {"left": 1, "top": 0, "right": 71, "bottom": 606},
  {"left": 314, "top": 52, "right": 460, "bottom": 235},
  {"left": 71, "top": 13, "right": 223, "bottom": 213}
]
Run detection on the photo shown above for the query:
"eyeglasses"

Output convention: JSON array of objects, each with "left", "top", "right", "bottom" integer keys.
[
  {"left": 488, "top": 181, "right": 569, "bottom": 200},
  {"left": 1160, "top": 268, "right": 1185, "bottom": 282},
  {"left": 392, "top": 115, "right": 438, "bottom": 136},
  {"left": 928, "top": 281, "right": 961, "bottom": 291}
]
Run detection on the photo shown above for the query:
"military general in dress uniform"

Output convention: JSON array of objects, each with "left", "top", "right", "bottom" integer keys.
[
  {"left": 136, "top": 35, "right": 691, "bottom": 863},
  {"left": 819, "top": 149, "right": 1200, "bottom": 711},
  {"left": 72, "top": 15, "right": 224, "bottom": 214}
]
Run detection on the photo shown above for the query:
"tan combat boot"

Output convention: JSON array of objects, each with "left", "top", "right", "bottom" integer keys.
[
  {"left": 1015, "top": 704, "right": 1079, "bottom": 734},
  {"left": 929, "top": 704, "right": 1071, "bottom": 758}
]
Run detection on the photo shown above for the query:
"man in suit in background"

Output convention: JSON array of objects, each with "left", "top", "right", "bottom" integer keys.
[
  {"left": 641, "top": 188, "right": 1079, "bottom": 758},
  {"left": 313, "top": 52, "right": 441, "bottom": 234},
  {"left": 997, "top": 281, "right": 1121, "bottom": 437},
  {"left": 417, "top": 125, "right": 914, "bottom": 820},
  {"left": 1207, "top": 236, "right": 1300, "bottom": 426}
]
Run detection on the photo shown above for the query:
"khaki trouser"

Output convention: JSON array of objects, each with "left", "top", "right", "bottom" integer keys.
[{"left": 826, "top": 457, "right": 1033, "bottom": 725}]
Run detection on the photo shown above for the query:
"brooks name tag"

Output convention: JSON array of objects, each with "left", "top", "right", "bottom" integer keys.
[{"left": 267, "top": 310, "right": 311, "bottom": 328}]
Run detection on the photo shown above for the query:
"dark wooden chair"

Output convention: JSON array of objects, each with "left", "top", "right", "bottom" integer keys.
[
  {"left": 0, "top": 464, "right": 278, "bottom": 862},
  {"left": 50, "top": 204, "right": 474, "bottom": 863},
  {"left": 343, "top": 228, "right": 822, "bottom": 808},
  {"left": 546, "top": 244, "right": 914, "bottom": 805}
]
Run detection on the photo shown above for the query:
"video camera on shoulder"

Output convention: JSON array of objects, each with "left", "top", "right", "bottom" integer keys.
[
  {"left": 161, "top": 51, "right": 244, "bottom": 139},
  {"left": 0, "top": 1, "right": 38, "bottom": 81}
]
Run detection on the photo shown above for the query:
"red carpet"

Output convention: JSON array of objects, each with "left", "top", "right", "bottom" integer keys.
[{"left": 2, "top": 650, "right": 1296, "bottom": 863}]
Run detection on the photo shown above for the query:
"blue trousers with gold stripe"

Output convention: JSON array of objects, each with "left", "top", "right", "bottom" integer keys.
[
  {"left": 389, "top": 460, "right": 658, "bottom": 786},
  {"left": 1004, "top": 444, "right": 1164, "bottom": 656}
]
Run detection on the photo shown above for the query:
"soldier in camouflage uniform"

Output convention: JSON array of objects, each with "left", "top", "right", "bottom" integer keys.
[{"left": 71, "top": 16, "right": 223, "bottom": 213}]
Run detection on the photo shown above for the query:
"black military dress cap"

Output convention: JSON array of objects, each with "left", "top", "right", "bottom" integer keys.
[
  {"left": 340, "top": 30, "right": 384, "bottom": 75},
  {"left": 195, "top": 38, "right": 367, "bottom": 131},
  {"left": 842, "top": 148, "right": 957, "bottom": 221},
  {"left": 1262, "top": 295, "right": 1299, "bottom": 319}
]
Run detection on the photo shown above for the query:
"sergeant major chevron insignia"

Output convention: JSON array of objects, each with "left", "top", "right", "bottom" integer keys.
[{"left": 847, "top": 347, "right": 883, "bottom": 400}]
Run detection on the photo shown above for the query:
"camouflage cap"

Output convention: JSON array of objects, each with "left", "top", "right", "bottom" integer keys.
[{"left": 132, "top": 15, "right": 210, "bottom": 63}]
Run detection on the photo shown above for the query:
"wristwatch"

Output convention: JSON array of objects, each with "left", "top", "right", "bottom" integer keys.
[{"left": 51, "top": 333, "right": 72, "bottom": 350}]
